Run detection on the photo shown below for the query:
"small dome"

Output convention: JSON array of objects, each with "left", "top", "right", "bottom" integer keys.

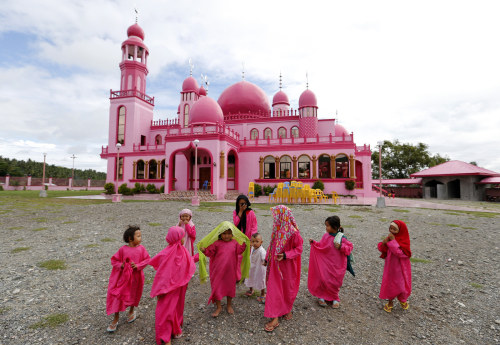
[
  {"left": 334, "top": 124, "right": 349, "bottom": 137},
  {"left": 127, "top": 23, "right": 145, "bottom": 40},
  {"left": 218, "top": 81, "right": 270, "bottom": 117},
  {"left": 189, "top": 97, "right": 224, "bottom": 126},
  {"left": 182, "top": 76, "right": 199, "bottom": 93},
  {"left": 298, "top": 89, "right": 318, "bottom": 108},
  {"left": 199, "top": 86, "right": 207, "bottom": 96},
  {"left": 272, "top": 90, "right": 289, "bottom": 106}
]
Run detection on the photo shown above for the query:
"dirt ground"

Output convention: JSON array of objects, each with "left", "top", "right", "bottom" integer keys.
[{"left": 1, "top": 197, "right": 499, "bottom": 345}]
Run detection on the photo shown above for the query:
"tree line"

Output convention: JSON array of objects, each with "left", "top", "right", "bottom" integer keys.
[{"left": 0, "top": 156, "right": 106, "bottom": 180}]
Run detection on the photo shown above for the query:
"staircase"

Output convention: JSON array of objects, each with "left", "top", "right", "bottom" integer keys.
[
  {"left": 160, "top": 190, "right": 217, "bottom": 201},
  {"left": 224, "top": 191, "right": 242, "bottom": 200}
]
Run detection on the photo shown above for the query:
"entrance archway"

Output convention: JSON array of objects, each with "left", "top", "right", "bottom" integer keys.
[
  {"left": 227, "top": 150, "right": 238, "bottom": 190},
  {"left": 447, "top": 179, "right": 461, "bottom": 199}
]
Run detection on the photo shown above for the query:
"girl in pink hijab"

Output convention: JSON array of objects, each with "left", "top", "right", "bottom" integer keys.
[
  {"left": 178, "top": 209, "right": 196, "bottom": 256},
  {"left": 149, "top": 226, "right": 196, "bottom": 345},
  {"left": 263, "top": 205, "right": 303, "bottom": 332}
]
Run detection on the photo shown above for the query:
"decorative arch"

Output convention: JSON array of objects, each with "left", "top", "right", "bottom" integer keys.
[
  {"left": 155, "top": 134, "right": 162, "bottom": 145},
  {"left": 117, "top": 106, "right": 126, "bottom": 144},
  {"left": 160, "top": 159, "right": 166, "bottom": 179},
  {"left": 136, "top": 160, "right": 145, "bottom": 179},
  {"left": 278, "top": 127, "right": 287, "bottom": 139},
  {"left": 279, "top": 155, "right": 292, "bottom": 179},
  {"left": 291, "top": 126, "right": 299, "bottom": 138},
  {"left": 335, "top": 153, "right": 349, "bottom": 178},
  {"left": 298, "top": 154, "right": 312, "bottom": 179},
  {"left": 149, "top": 160, "right": 157, "bottom": 179},
  {"left": 184, "top": 104, "right": 189, "bottom": 128},
  {"left": 263, "top": 155, "right": 276, "bottom": 179},
  {"left": 318, "top": 154, "right": 331, "bottom": 179},
  {"left": 227, "top": 149, "right": 238, "bottom": 190},
  {"left": 250, "top": 128, "right": 259, "bottom": 140},
  {"left": 264, "top": 128, "right": 272, "bottom": 139}
]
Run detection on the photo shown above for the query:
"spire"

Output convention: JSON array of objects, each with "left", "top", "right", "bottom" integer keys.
[
  {"left": 189, "top": 58, "right": 194, "bottom": 76},
  {"left": 242, "top": 62, "right": 245, "bottom": 80},
  {"left": 306, "top": 72, "right": 309, "bottom": 89},
  {"left": 279, "top": 72, "right": 283, "bottom": 90},
  {"left": 134, "top": 7, "right": 138, "bottom": 23}
]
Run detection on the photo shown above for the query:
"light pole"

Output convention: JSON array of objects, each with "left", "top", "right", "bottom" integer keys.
[
  {"left": 376, "top": 141, "right": 385, "bottom": 208},
  {"left": 113, "top": 143, "right": 122, "bottom": 202},
  {"left": 191, "top": 139, "right": 200, "bottom": 206},
  {"left": 70, "top": 154, "right": 77, "bottom": 188},
  {"left": 39, "top": 153, "right": 47, "bottom": 197}
]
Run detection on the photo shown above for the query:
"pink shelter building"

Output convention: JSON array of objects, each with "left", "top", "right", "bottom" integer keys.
[{"left": 100, "top": 23, "right": 376, "bottom": 200}]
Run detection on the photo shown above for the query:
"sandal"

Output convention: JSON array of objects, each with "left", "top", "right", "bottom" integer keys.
[
  {"left": 331, "top": 301, "right": 340, "bottom": 309},
  {"left": 127, "top": 311, "right": 137, "bottom": 323},
  {"left": 264, "top": 322, "right": 280, "bottom": 332},
  {"left": 107, "top": 321, "right": 118, "bottom": 333},
  {"left": 244, "top": 290, "right": 253, "bottom": 297},
  {"left": 257, "top": 296, "right": 266, "bottom": 304},
  {"left": 283, "top": 312, "right": 293, "bottom": 320},
  {"left": 383, "top": 303, "right": 393, "bottom": 313},
  {"left": 318, "top": 298, "right": 327, "bottom": 307},
  {"left": 400, "top": 301, "right": 409, "bottom": 310},
  {"left": 173, "top": 333, "right": 183, "bottom": 339}
]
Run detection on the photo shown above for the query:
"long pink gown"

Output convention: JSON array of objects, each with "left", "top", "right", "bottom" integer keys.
[
  {"left": 308, "top": 233, "right": 353, "bottom": 301},
  {"left": 378, "top": 239, "right": 412, "bottom": 302},
  {"left": 106, "top": 245, "right": 150, "bottom": 315},
  {"left": 233, "top": 210, "right": 257, "bottom": 281},
  {"left": 204, "top": 239, "right": 247, "bottom": 304},
  {"left": 264, "top": 232, "right": 303, "bottom": 318}
]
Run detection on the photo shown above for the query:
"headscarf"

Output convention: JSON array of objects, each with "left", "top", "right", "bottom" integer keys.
[
  {"left": 179, "top": 208, "right": 195, "bottom": 254},
  {"left": 179, "top": 209, "right": 195, "bottom": 228},
  {"left": 235, "top": 195, "right": 252, "bottom": 235},
  {"left": 197, "top": 221, "right": 251, "bottom": 284},
  {"left": 149, "top": 226, "right": 195, "bottom": 297},
  {"left": 379, "top": 220, "right": 411, "bottom": 259},
  {"left": 265, "top": 205, "right": 299, "bottom": 280}
]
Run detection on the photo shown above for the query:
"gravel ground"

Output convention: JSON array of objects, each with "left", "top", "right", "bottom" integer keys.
[{"left": 1, "top": 199, "right": 499, "bottom": 345}]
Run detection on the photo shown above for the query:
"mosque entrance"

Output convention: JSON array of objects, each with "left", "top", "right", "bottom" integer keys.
[
  {"left": 199, "top": 167, "right": 211, "bottom": 190},
  {"left": 447, "top": 179, "right": 461, "bottom": 199}
]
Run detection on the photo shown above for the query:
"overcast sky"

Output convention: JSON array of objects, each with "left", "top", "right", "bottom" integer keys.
[{"left": 1, "top": 0, "right": 499, "bottom": 174}]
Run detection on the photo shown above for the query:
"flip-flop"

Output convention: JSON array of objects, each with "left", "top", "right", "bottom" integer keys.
[
  {"left": 127, "top": 311, "right": 137, "bottom": 323},
  {"left": 400, "top": 301, "right": 409, "bottom": 310},
  {"left": 257, "top": 296, "right": 266, "bottom": 304},
  {"left": 332, "top": 301, "right": 340, "bottom": 309},
  {"left": 173, "top": 333, "right": 183, "bottom": 339},
  {"left": 283, "top": 312, "right": 293, "bottom": 320},
  {"left": 107, "top": 321, "right": 118, "bottom": 333},
  {"left": 383, "top": 303, "right": 393, "bottom": 313},
  {"left": 318, "top": 298, "right": 327, "bottom": 307},
  {"left": 264, "top": 322, "right": 279, "bottom": 332},
  {"left": 244, "top": 291, "right": 253, "bottom": 297}
]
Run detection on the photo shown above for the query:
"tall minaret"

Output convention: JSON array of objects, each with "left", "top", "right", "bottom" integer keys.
[
  {"left": 298, "top": 75, "right": 318, "bottom": 138},
  {"left": 119, "top": 21, "right": 149, "bottom": 93}
]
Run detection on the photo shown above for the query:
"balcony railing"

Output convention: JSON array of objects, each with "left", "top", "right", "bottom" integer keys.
[
  {"left": 110, "top": 89, "right": 154, "bottom": 106},
  {"left": 165, "top": 124, "right": 240, "bottom": 141},
  {"left": 240, "top": 133, "right": 354, "bottom": 147}
]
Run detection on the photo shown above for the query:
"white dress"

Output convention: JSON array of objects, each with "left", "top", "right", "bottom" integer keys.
[{"left": 245, "top": 246, "right": 267, "bottom": 290}]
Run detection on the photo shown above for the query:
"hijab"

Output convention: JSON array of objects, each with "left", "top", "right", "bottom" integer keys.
[
  {"left": 235, "top": 195, "right": 252, "bottom": 235},
  {"left": 380, "top": 220, "right": 411, "bottom": 259}
]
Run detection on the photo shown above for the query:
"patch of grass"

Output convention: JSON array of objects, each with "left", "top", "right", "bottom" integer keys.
[
  {"left": 11, "top": 247, "right": 30, "bottom": 253},
  {"left": 343, "top": 224, "right": 355, "bottom": 228},
  {"left": 200, "top": 201, "right": 233, "bottom": 207},
  {"left": 32, "top": 227, "right": 48, "bottom": 232},
  {"left": 0, "top": 306, "right": 12, "bottom": 314},
  {"left": 85, "top": 244, "right": 99, "bottom": 248},
  {"left": 326, "top": 206, "right": 341, "bottom": 212},
  {"left": 100, "top": 238, "right": 115, "bottom": 242},
  {"left": 197, "top": 207, "right": 227, "bottom": 212},
  {"left": 29, "top": 313, "right": 69, "bottom": 329},
  {"left": 67, "top": 236, "right": 80, "bottom": 241},
  {"left": 379, "top": 217, "right": 388, "bottom": 223},
  {"left": 62, "top": 221, "right": 78, "bottom": 224},
  {"left": 470, "top": 282, "right": 483, "bottom": 289},
  {"left": 38, "top": 260, "right": 67, "bottom": 270},
  {"left": 261, "top": 214, "right": 271, "bottom": 217},
  {"left": 148, "top": 222, "right": 162, "bottom": 227},
  {"left": 461, "top": 226, "right": 477, "bottom": 230},
  {"left": 8, "top": 226, "right": 24, "bottom": 230},
  {"left": 444, "top": 212, "right": 461, "bottom": 216},
  {"left": 348, "top": 215, "right": 363, "bottom": 219},
  {"left": 446, "top": 224, "right": 460, "bottom": 228},
  {"left": 352, "top": 207, "right": 372, "bottom": 212},
  {"left": 429, "top": 222, "right": 441, "bottom": 226},
  {"left": 303, "top": 208, "right": 315, "bottom": 211},
  {"left": 393, "top": 209, "right": 410, "bottom": 213},
  {"left": 32, "top": 217, "right": 48, "bottom": 223},
  {"left": 410, "top": 257, "right": 432, "bottom": 264},
  {"left": 15, "top": 238, "right": 24, "bottom": 242}
]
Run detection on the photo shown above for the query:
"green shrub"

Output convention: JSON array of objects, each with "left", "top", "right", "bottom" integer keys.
[
  {"left": 146, "top": 183, "right": 158, "bottom": 193},
  {"left": 104, "top": 183, "right": 115, "bottom": 195},
  {"left": 159, "top": 185, "right": 165, "bottom": 193},
  {"left": 312, "top": 180, "right": 324, "bottom": 191},
  {"left": 345, "top": 179, "right": 356, "bottom": 191},
  {"left": 262, "top": 185, "right": 276, "bottom": 196},
  {"left": 132, "top": 182, "right": 142, "bottom": 194},
  {"left": 254, "top": 183, "right": 263, "bottom": 197},
  {"left": 0, "top": 185, "right": 3, "bottom": 191},
  {"left": 118, "top": 183, "right": 133, "bottom": 195}
]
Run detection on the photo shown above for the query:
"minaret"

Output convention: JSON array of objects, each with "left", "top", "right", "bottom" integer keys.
[
  {"left": 272, "top": 73, "right": 290, "bottom": 116},
  {"left": 178, "top": 60, "right": 200, "bottom": 127},
  {"left": 119, "top": 21, "right": 149, "bottom": 93},
  {"left": 298, "top": 74, "right": 318, "bottom": 137}
]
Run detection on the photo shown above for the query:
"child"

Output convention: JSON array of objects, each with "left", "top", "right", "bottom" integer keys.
[
  {"left": 198, "top": 221, "right": 250, "bottom": 317},
  {"left": 244, "top": 233, "right": 266, "bottom": 303},
  {"left": 149, "top": 226, "right": 196, "bottom": 345},
  {"left": 378, "top": 220, "right": 412, "bottom": 312},
  {"left": 106, "top": 225, "right": 150, "bottom": 332},
  {"left": 264, "top": 205, "right": 303, "bottom": 332},
  {"left": 308, "top": 216, "right": 353, "bottom": 309},
  {"left": 178, "top": 209, "right": 196, "bottom": 256}
]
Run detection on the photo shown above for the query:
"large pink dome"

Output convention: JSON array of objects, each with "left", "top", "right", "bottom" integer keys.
[
  {"left": 334, "top": 124, "right": 349, "bottom": 137},
  {"left": 272, "top": 90, "right": 289, "bottom": 106},
  {"left": 299, "top": 89, "right": 318, "bottom": 108},
  {"left": 182, "top": 76, "right": 199, "bottom": 93},
  {"left": 189, "top": 97, "right": 224, "bottom": 126},
  {"left": 217, "top": 81, "right": 270, "bottom": 116},
  {"left": 127, "top": 23, "right": 145, "bottom": 40}
]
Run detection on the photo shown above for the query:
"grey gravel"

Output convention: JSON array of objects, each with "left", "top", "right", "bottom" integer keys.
[{"left": 1, "top": 200, "right": 499, "bottom": 345}]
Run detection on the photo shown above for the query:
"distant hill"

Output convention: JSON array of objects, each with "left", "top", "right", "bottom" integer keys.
[{"left": 0, "top": 156, "right": 106, "bottom": 179}]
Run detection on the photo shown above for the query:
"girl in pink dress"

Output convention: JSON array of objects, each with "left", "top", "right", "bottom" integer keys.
[
  {"left": 177, "top": 209, "right": 196, "bottom": 256},
  {"left": 199, "top": 223, "right": 248, "bottom": 317},
  {"left": 106, "top": 226, "right": 150, "bottom": 332},
  {"left": 308, "top": 216, "right": 353, "bottom": 308},
  {"left": 264, "top": 205, "right": 303, "bottom": 332},
  {"left": 149, "top": 226, "right": 197, "bottom": 345},
  {"left": 233, "top": 195, "right": 258, "bottom": 281},
  {"left": 378, "top": 220, "right": 412, "bottom": 313}
]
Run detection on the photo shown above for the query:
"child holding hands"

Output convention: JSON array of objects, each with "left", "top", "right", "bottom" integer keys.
[
  {"left": 378, "top": 220, "right": 412, "bottom": 313},
  {"left": 198, "top": 221, "right": 250, "bottom": 317},
  {"left": 244, "top": 233, "right": 266, "bottom": 303},
  {"left": 308, "top": 216, "right": 353, "bottom": 308},
  {"left": 178, "top": 209, "right": 196, "bottom": 256},
  {"left": 106, "top": 226, "right": 150, "bottom": 332}
]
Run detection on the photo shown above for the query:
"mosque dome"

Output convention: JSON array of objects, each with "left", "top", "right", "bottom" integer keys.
[
  {"left": 182, "top": 76, "right": 199, "bottom": 93},
  {"left": 127, "top": 23, "right": 145, "bottom": 40},
  {"left": 298, "top": 89, "right": 318, "bottom": 108},
  {"left": 334, "top": 124, "right": 349, "bottom": 137},
  {"left": 199, "top": 86, "right": 207, "bottom": 96},
  {"left": 272, "top": 90, "right": 289, "bottom": 106},
  {"left": 217, "top": 81, "right": 270, "bottom": 116},
  {"left": 189, "top": 97, "right": 224, "bottom": 126}
]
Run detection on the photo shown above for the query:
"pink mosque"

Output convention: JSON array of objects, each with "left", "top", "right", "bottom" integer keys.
[{"left": 100, "top": 22, "right": 376, "bottom": 199}]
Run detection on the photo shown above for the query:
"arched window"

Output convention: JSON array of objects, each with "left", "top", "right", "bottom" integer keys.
[
  {"left": 319, "top": 154, "right": 331, "bottom": 179},
  {"left": 160, "top": 159, "right": 165, "bottom": 179},
  {"left": 136, "top": 160, "right": 145, "bottom": 179},
  {"left": 116, "top": 157, "right": 123, "bottom": 180},
  {"left": 117, "top": 106, "right": 125, "bottom": 144},
  {"left": 298, "top": 155, "right": 311, "bottom": 179},
  {"left": 149, "top": 160, "right": 157, "bottom": 179},
  {"left": 250, "top": 129, "right": 259, "bottom": 140},
  {"left": 155, "top": 135, "right": 162, "bottom": 145},
  {"left": 184, "top": 104, "right": 189, "bottom": 128},
  {"left": 279, "top": 155, "right": 292, "bottom": 179},
  {"left": 264, "top": 128, "right": 272, "bottom": 139},
  {"left": 335, "top": 154, "right": 349, "bottom": 178},
  {"left": 291, "top": 126, "right": 299, "bottom": 138},
  {"left": 278, "top": 127, "right": 287, "bottom": 139},
  {"left": 264, "top": 155, "right": 275, "bottom": 179}
]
